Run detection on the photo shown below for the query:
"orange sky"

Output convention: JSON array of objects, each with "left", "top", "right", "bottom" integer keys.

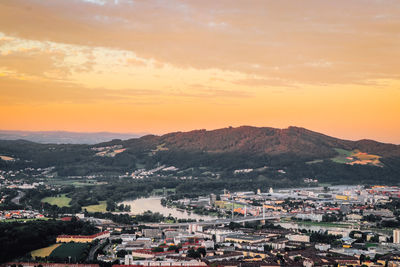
[{"left": 0, "top": 0, "right": 399, "bottom": 143}]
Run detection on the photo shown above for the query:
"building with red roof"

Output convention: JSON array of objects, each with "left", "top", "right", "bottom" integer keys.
[{"left": 56, "top": 231, "right": 110, "bottom": 243}]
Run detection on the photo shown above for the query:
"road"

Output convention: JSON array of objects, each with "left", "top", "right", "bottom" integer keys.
[
  {"left": 11, "top": 190, "right": 25, "bottom": 205},
  {"left": 88, "top": 238, "right": 107, "bottom": 261},
  {"left": 144, "top": 213, "right": 293, "bottom": 228}
]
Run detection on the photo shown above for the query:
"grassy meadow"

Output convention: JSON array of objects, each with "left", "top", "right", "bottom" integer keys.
[
  {"left": 49, "top": 243, "right": 90, "bottom": 262},
  {"left": 31, "top": 243, "right": 62, "bottom": 258},
  {"left": 82, "top": 201, "right": 107, "bottom": 212},
  {"left": 41, "top": 194, "right": 72, "bottom": 207}
]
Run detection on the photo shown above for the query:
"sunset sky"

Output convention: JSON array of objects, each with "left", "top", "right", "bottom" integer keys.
[{"left": 1, "top": 0, "right": 399, "bottom": 143}]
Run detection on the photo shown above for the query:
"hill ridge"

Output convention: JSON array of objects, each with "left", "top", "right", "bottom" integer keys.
[{"left": 108, "top": 125, "right": 400, "bottom": 158}]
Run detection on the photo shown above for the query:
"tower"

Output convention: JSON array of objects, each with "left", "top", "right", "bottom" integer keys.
[{"left": 269, "top": 187, "right": 274, "bottom": 194}]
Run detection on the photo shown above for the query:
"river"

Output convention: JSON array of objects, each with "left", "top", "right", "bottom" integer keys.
[{"left": 120, "top": 197, "right": 217, "bottom": 221}]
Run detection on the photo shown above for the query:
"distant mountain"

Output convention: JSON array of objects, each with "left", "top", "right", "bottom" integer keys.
[
  {"left": 112, "top": 126, "right": 400, "bottom": 158},
  {"left": 0, "top": 130, "right": 145, "bottom": 144},
  {"left": 1, "top": 126, "right": 399, "bottom": 185}
]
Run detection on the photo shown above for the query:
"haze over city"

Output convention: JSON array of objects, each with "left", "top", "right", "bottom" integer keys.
[{"left": 1, "top": 0, "right": 400, "bottom": 143}]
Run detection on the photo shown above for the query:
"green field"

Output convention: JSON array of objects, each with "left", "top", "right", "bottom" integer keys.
[
  {"left": 318, "top": 183, "right": 332, "bottom": 187},
  {"left": 0, "top": 218, "right": 49, "bottom": 223},
  {"left": 31, "top": 243, "right": 62, "bottom": 258},
  {"left": 294, "top": 220, "right": 354, "bottom": 228},
  {"left": 330, "top": 148, "right": 382, "bottom": 166},
  {"left": 306, "top": 159, "right": 324, "bottom": 164},
  {"left": 82, "top": 201, "right": 107, "bottom": 212},
  {"left": 49, "top": 243, "right": 89, "bottom": 262},
  {"left": 365, "top": 243, "right": 378, "bottom": 248},
  {"left": 220, "top": 202, "right": 244, "bottom": 210},
  {"left": 331, "top": 148, "right": 354, "bottom": 164},
  {"left": 152, "top": 188, "right": 176, "bottom": 195},
  {"left": 44, "top": 179, "right": 102, "bottom": 187},
  {"left": 149, "top": 143, "right": 169, "bottom": 155},
  {"left": 305, "top": 148, "right": 381, "bottom": 167},
  {"left": 42, "top": 194, "right": 71, "bottom": 207}
]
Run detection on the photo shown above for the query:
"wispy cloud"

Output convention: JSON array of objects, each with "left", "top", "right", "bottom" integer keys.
[
  {"left": 0, "top": 0, "right": 399, "bottom": 85},
  {"left": 0, "top": 75, "right": 161, "bottom": 105}
]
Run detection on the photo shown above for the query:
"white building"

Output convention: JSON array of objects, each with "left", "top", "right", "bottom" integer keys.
[
  {"left": 121, "top": 234, "right": 136, "bottom": 243},
  {"left": 295, "top": 213, "right": 323, "bottom": 222},
  {"left": 189, "top": 224, "right": 203, "bottom": 233},
  {"left": 393, "top": 229, "right": 400, "bottom": 244},
  {"left": 286, "top": 234, "right": 310, "bottom": 243},
  {"left": 201, "top": 240, "right": 215, "bottom": 249},
  {"left": 346, "top": 213, "right": 362, "bottom": 221},
  {"left": 315, "top": 243, "right": 331, "bottom": 251}
]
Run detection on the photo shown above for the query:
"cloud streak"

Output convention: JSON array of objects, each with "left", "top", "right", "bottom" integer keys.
[
  {"left": 0, "top": 75, "right": 161, "bottom": 105},
  {"left": 0, "top": 0, "right": 399, "bottom": 85}
]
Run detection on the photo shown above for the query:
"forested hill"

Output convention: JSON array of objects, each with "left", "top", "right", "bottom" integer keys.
[
  {"left": 112, "top": 126, "right": 400, "bottom": 158},
  {"left": 1, "top": 126, "right": 400, "bottom": 185}
]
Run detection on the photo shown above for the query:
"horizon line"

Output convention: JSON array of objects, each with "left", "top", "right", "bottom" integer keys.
[{"left": 0, "top": 126, "right": 399, "bottom": 145}]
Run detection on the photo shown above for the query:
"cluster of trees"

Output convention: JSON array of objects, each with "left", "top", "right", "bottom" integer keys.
[
  {"left": 117, "top": 204, "right": 131, "bottom": 212},
  {"left": 360, "top": 214, "right": 400, "bottom": 227},
  {"left": 349, "top": 231, "right": 382, "bottom": 243},
  {"left": 151, "top": 244, "right": 182, "bottom": 253},
  {"left": 227, "top": 221, "right": 283, "bottom": 231},
  {"left": 379, "top": 220, "right": 400, "bottom": 228},
  {"left": 187, "top": 247, "right": 206, "bottom": 258},
  {"left": 85, "top": 210, "right": 187, "bottom": 224},
  {"left": 363, "top": 214, "right": 382, "bottom": 222},
  {"left": 309, "top": 231, "right": 342, "bottom": 245},
  {"left": 116, "top": 250, "right": 128, "bottom": 258},
  {"left": 0, "top": 220, "right": 98, "bottom": 263},
  {"left": 0, "top": 189, "right": 22, "bottom": 210},
  {"left": 134, "top": 211, "right": 168, "bottom": 223},
  {"left": 322, "top": 213, "right": 344, "bottom": 222},
  {"left": 105, "top": 201, "right": 131, "bottom": 212},
  {"left": 376, "top": 199, "right": 400, "bottom": 216}
]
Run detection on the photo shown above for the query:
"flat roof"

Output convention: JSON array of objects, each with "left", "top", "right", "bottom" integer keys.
[{"left": 226, "top": 234, "right": 266, "bottom": 241}]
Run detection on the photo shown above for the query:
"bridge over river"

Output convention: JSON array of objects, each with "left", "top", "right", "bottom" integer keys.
[{"left": 144, "top": 212, "right": 293, "bottom": 228}]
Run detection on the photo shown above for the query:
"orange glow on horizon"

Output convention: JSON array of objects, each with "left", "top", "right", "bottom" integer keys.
[{"left": 0, "top": 1, "right": 399, "bottom": 144}]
